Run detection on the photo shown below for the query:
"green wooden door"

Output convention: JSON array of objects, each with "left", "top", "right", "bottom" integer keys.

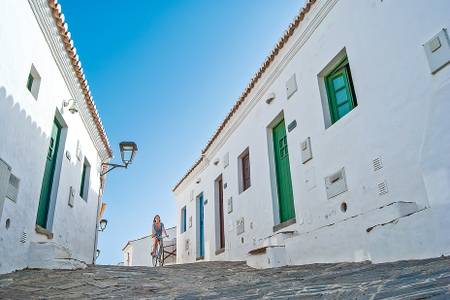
[
  {"left": 36, "top": 119, "right": 61, "bottom": 228},
  {"left": 273, "top": 119, "right": 295, "bottom": 223}
]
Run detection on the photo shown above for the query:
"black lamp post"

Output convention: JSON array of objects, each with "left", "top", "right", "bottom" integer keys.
[
  {"left": 94, "top": 142, "right": 138, "bottom": 262},
  {"left": 101, "top": 141, "right": 138, "bottom": 176}
]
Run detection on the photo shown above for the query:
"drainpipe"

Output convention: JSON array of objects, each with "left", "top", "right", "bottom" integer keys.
[{"left": 92, "top": 175, "right": 104, "bottom": 264}]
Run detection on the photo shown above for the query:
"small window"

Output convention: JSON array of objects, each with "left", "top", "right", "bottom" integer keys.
[
  {"left": 238, "top": 148, "right": 251, "bottom": 193},
  {"left": 181, "top": 206, "right": 187, "bottom": 233},
  {"left": 325, "top": 57, "right": 357, "bottom": 124},
  {"left": 26, "top": 64, "right": 41, "bottom": 100},
  {"left": 80, "top": 158, "right": 91, "bottom": 200}
]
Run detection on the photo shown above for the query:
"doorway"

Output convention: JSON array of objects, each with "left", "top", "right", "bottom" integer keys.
[
  {"left": 36, "top": 118, "right": 63, "bottom": 229},
  {"left": 215, "top": 175, "right": 225, "bottom": 252},
  {"left": 196, "top": 193, "right": 205, "bottom": 259},
  {"left": 272, "top": 119, "right": 295, "bottom": 224}
]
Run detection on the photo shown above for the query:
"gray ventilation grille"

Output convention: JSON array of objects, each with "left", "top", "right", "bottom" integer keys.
[
  {"left": 373, "top": 157, "right": 383, "bottom": 171},
  {"left": 378, "top": 181, "right": 388, "bottom": 196},
  {"left": 6, "top": 174, "right": 20, "bottom": 202},
  {"left": 20, "top": 232, "right": 27, "bottom": 243}
]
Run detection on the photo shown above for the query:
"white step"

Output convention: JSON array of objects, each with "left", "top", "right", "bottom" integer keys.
[
  {"left": 27, "top": 242, "right": 87, "bottom": 270},
  {"left": 247, "top": 245, "right": 287, "bottom": 269}
]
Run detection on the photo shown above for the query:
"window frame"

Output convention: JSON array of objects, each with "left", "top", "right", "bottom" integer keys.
[
  {"left": 79, "top": 158, "right": 90, "bottom": 201},
  {"left": 26, "top": 64, "right": 41, "bottom": 100},
  {"left": 324, "top": 57, "right": 358, "bottom": 124},
  {"left": 181, "top": 206, "right": 187, "bottom": 233},
  {"left": 238, "top": 147, "right": 251, "bottom": 193}
]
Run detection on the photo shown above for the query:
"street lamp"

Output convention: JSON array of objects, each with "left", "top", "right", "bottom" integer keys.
[
  {"left": 119, "top": 141, "right": 138, "bottom": 165},
  {"left": 98, "top": 219, "right": 108, "bottom": 232},
  {"left": 101, "top": 141, "right": 138, "bottom": 176}
]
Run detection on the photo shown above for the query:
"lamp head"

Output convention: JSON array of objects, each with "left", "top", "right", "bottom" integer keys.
[
  {"left": 63, "top": 99, "right": 78, "bottom": 114},
  {"left": 119, "top": 141, "right": 138, "bottom": 165},
  {"left": 99, "top": 219, "right": 108, "bottom": 231}
]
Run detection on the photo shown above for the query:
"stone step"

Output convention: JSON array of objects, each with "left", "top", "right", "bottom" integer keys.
[
  {"left": 247, "top": 245, "right": 287, "bottom": 269},
  {"left": 27, "top": 242, "right": 87, "bottom": 270}
]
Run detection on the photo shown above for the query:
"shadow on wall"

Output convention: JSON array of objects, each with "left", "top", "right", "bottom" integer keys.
[{"left": 0, "top": 85, "right": 49, "bottom": 273}]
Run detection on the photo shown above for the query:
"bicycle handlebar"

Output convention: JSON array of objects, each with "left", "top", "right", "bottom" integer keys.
[{"left": 151, "top": 234, "right": 169, "bottom": 238}]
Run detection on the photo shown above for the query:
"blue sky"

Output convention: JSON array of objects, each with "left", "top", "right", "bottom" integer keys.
[{"left": 58, "top": 0, "right": 304, "bottom": 265}]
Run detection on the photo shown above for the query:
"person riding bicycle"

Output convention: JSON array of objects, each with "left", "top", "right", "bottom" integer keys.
[{"left": 151, "top": 214, "right": 167, "bottom": 257}]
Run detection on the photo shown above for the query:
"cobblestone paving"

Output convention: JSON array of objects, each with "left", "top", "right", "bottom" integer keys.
[{"left": 1, "top": 257, "right": 450, "bottom": 299}]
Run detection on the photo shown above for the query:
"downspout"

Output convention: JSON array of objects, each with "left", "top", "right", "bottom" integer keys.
[{"left": 92, "top": 173, "right": 105, "bottom": 264}]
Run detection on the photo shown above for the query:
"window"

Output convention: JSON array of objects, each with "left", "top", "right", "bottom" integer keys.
[
  {"left": 26, "top": 64, "right": 41, "bottom": 99},
  {"left": 238, "top": 148, "right": 251, "bottom": 193},
  {"left": 181, "top": 206, "right": 187, "bottom": 233},
  {"left": 325, "top": 57, "right": 357, "bottom": 124},
  {"left": 80, "top": 158, "right": 90, "bottom": 200}
]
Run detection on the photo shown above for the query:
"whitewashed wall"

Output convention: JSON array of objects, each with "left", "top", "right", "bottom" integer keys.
[
  {"left": 175, "top": 0, "right": 450, "bottom": 266},
  {"left": 122, "top": 227, "right": 177, "bottom": 266},
  {"left": 0, "top": 0, "right": 105, "bottom": 274}
]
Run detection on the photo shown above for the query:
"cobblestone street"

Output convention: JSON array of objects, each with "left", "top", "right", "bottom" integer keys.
[{"left": 0, "top": 257, "right": 449, "bottom": 299}]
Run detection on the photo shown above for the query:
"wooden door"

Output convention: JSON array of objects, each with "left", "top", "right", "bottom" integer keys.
[
  {"left": 197, "top": 193, "right": 205, "bottom": 258},
  {"left": 36, "top": 119, "right": 61, "bottom": 228},
  {"left": 217, "top": 176, "right": 225, "bottom": 249},
  {"left": 273, "top": 119, "right": 295, "bottom": 223}
]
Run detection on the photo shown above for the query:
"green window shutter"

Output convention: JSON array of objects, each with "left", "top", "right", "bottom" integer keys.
[
  {"left": 325, "top": 59, "right": 357, "bottom": 124},
  {"left": 26, "top": 73, "right": 34, "bottom": 92},
  {"left": 80, "top": 162, "right": 86, "bottom": 198},
  {"left": 79, "top": 159, "right": 91, "bottom": 200}
]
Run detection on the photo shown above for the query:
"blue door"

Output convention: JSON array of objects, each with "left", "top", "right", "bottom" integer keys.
[{"left": 198, "top": 193, "right": 205, "bottom": 258}]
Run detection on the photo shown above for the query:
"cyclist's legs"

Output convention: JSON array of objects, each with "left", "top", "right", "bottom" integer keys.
[{"left": 152, "top": 237, "right": 159, "bottom": 255}]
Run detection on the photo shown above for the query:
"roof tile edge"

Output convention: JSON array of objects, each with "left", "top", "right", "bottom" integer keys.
[
  {"left": 48, "top": 0, "right": 113, "bottom": 158},
  {"left": 172, "top": 0, "right": 317, "bottom": 192}
]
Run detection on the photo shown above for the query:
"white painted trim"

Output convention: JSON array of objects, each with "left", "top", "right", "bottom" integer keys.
[
  {"left": 179, "top": 0, "right": 339, "bottom": 190},
  {"left": 27, "top": 0, "right": 110, "bottom": 161}
]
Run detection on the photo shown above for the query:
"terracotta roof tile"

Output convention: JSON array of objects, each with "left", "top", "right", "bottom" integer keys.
[{"left": 48, "top": 0, "right": 112, "bottom": 158}]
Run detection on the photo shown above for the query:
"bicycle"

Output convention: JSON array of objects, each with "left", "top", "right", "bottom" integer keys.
[{"left": 151, "top": 234, "right": 167, "bottom": 267}]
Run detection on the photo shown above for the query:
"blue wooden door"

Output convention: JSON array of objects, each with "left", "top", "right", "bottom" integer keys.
[{"left": 198, "top": 193, "right": 205, "bottom": 258}]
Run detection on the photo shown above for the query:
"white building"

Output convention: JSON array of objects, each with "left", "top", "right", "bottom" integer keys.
[
  {"left": 122, "top": 226, "right": 177, "bottom": 266},
  {"left": 173, "top": 0, "right": 450, "bottom": 268},
  {"left": 0, "top": 0, "right": 112, "bottom": 274}
]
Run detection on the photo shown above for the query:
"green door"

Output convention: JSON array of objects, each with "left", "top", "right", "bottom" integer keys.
[
  {"left": 273, "top": 119, "right": 295, "bottom": 223},
  {"left": 36, "top": 119, "right": 62, "bottom": 228}
]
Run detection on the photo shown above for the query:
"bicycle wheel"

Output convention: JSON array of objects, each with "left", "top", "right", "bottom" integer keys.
[
  {"left": 152, "top": 243, "right": 159, "bottom": 267},
  {"left": 152, "top": 250, "right": 157, "bottom": 267},
  {"left": 160, "top": 240, "right": 165, "bottom": 266}
]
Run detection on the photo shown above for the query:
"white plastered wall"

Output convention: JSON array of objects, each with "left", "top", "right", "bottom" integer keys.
[
  {"left": 174, "top": 0, "right": 450, "bottom": 265},
  {"left": 0, "top": 0, "right": 104, "bottom": 274}
]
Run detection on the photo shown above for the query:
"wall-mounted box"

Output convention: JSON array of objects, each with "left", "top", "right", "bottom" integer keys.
[
  {"left": 0, "top": 159, "right": 12, "bottom": 212},
  {"left": 227, "top": 197, "right": 233, "bottom": 213},
  {"left": 68, "top": 186, "right": 75, "bottom": 207},
  {"left": 423, "top": 28, "right": 450, "bottom": 74},
  {"left": 6, "top": 174, "right": 19, "bottom": 203},
  {"left": 189, "top": 216, "right": 192, "bottom": 228},
  {"left": 236, "top": 218, "right": 245, "bottom": 235},
  {"left": 301, "top": 137, "right": 313, "bottom": 163},
  {"left": 223, "top": 152, "right": 230, "bottom": 168},
  {"left": 325, "top": 168, "right": 348, "bottom": 199},
  {"left": 288, "top": 120, "right": 297, "bottom": 132},
  {"left": 76, "top": 140, "right": 82, "bottom": 161},
  {"left": 286, "top": 74, "right": 298, "bottom": 99}
]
